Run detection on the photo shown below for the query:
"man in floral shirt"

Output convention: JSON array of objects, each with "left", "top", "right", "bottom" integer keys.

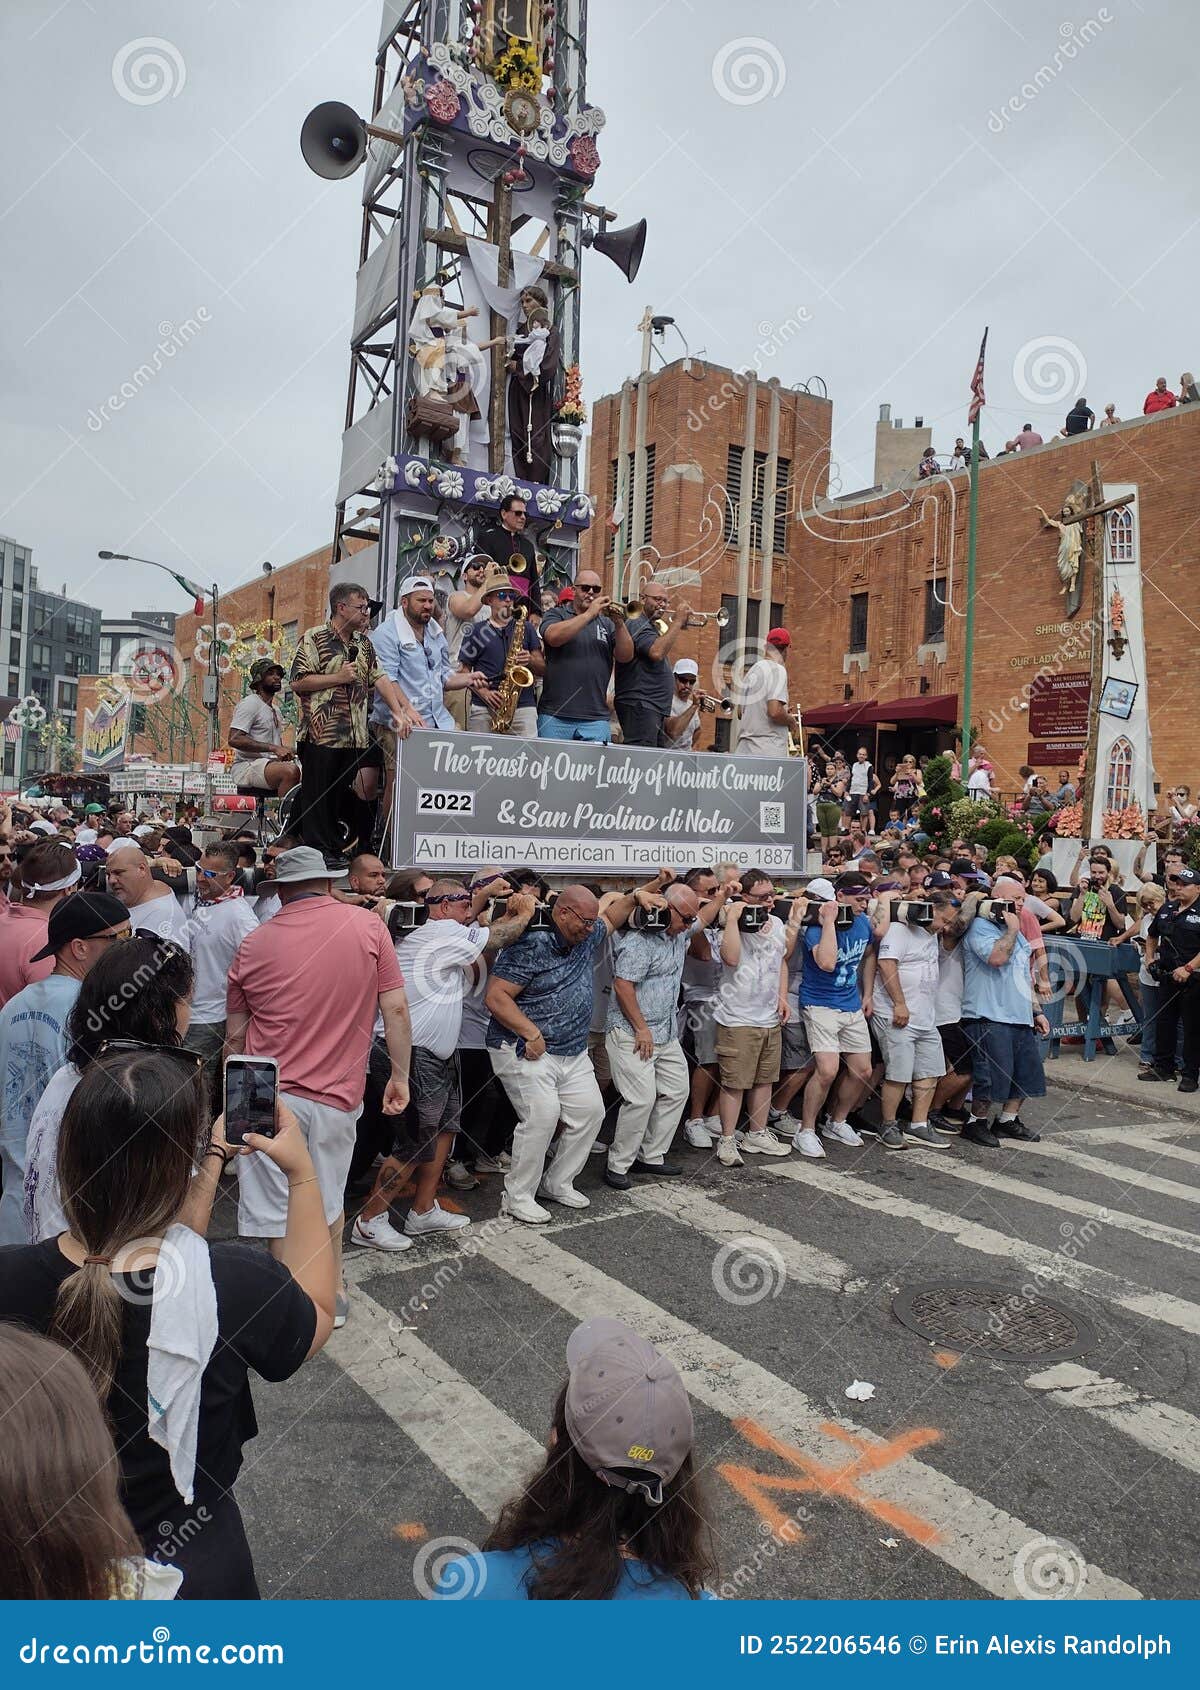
[{"left": 290, "top": 581, "right": 412, "bottom": 865}]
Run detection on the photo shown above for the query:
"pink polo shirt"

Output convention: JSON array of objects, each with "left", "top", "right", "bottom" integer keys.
[
  {"left": 226, "top": 895, "right": 404, "bottom": 1113},
  {"left": 0, "top": 904, "right": 54, "bottom": 1007}
]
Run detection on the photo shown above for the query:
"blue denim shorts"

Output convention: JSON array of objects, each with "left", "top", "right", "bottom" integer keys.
[
  {"left": 961, "top": 1018, "right": 1046, "bottom": 1103},
  {"left": 536, "top": 713, "right": 610, "bottom": 743}
]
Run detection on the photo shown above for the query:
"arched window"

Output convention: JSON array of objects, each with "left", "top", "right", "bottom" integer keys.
[
  {"left": 1107, "top": 507, "right": 1134, "bottom": 563},
  {"left": 1104, "top": 735, "right": 1134, "bottom": 813}
]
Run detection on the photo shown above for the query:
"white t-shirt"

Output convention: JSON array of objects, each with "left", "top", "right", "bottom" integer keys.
[
  {"left": 254, "top": 891, "right": 282, "bottom": 923},
  {"left": 874, "top": 923, "right": 939, "bottom": 1030},
  {"left": 229, "top": 691, "right": 284, "bottom": 752},
  {"left": 934, "top": 941, "right": 964, "bottom": 1026},
  {"left": 395, "top": 919, "right": 488, "bottom": 1057},
  {"left": 24, "top": 1063, "right": 79, "bottom": 1242},
  {"left": 189, "top": 896, "right": 260, "bottom": 1023},
  {"left": 737, "top": 658, "right": 789, "bottom": 758},
  {"left": 130, "top": 891, "right": 192, "bottom": 951},
  {"left": 713, "top": 916, "right": 787, "bottom": 1028},
  {"left": 668, "top": 697, "right": 701, "bottom": 750},
  {"left": 681, "top": 929, "right": 722, "bottom": 1002}
]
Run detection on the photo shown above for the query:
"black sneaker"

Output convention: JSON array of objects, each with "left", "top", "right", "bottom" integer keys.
[
  {"left": 1138, "top": 1069, "right": 1172, "bottom": 1082},
  {"left": 994, "top": 1116, "right": 1041, "bottom": 1142},
  {"left": 857, "top": 1120, "right": 884, "bottom": 1140},
  {"left": 930, "top": 1112, "right": 963, "bottom": 1135},
  {"left": 1178, "top": 1077, "right": 1199, "bottom": 1094},
  {"left": 630, "top": 1158, "right": 683, "bottom": 1176},
  {"left": 603, "top": 1169, "right": 633, "bottom": 1190},
  {"left": 962, "top": 1116, "right": 1000, "bottom": 1148}
]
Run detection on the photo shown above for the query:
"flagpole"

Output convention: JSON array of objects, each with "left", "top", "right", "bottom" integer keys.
[{"left": 962, "top": 411, "right": 981, "bottom": 779}]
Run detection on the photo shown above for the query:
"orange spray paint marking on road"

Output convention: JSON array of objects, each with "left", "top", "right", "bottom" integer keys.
[
  {"left": 717, "top": 1417, "right": 943, "bottom": 1547},
  {"left": 392, "top": 1522, "right": 427, "bottom": 1541}
]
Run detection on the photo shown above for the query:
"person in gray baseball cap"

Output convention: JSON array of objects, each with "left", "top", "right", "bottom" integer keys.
[{"left": 429, "top": 1317, "right": 718, "bottom": 1601}]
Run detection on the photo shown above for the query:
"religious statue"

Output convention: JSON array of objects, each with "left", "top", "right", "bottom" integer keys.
[
  {"left": 408, "top": 285, "right": 504, "bottom": 464},
  {"left": 1036, "top": 488, "right": 1087, "bottom": 617},
  {"left": 506, "top": 284, "right": 560, "bottom": 483}
]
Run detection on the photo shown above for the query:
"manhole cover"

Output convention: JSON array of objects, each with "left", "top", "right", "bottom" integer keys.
[{"left": 892, "top": 1280, "right": 1096, "bottom": 1363}]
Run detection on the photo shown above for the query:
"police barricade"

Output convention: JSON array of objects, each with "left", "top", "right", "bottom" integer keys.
[
  {"left": 389, "top": 731, "right": 807, "bottom": 877},
  {"left": 1042, "top": 935, "right": 1141, "bottom": 1062}
]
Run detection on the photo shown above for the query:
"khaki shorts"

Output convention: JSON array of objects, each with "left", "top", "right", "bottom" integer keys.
[
  {"left": 802, "top": 1005, "right": 872, "bottom": 1055},
  {"left": 236, "top": 1090, "right": 361, "bottom": 1236},
  {"left": 714, "top": 1022, "right": 781, "bottom": 1090},
  {"left": 230, "top": 757, "right": 274, "bottom": 790}
]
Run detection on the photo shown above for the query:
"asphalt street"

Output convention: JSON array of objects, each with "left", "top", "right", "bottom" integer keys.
[{"left": 220, "top": 1082, "right": 1200, "bottom": 1602}]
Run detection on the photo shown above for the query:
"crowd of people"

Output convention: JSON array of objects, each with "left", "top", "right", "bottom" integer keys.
[
  {"left": 2, "top": 560, "right": 1199, "bottom": 1601},
  {"left": 917, "top": 371, "right": 1200, "bottom": 477}
]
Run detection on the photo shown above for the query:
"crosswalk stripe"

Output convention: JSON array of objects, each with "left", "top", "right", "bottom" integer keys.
[
  {"left": 624, "top": 1182, "right": 851, "bottom": 1291},
  {"left": 471, "top": 1227, "right": 1141, "bottom": 1599},
  {"left": 900, "top": 1149, "right": 1200, "bottom": 1255},
  {"left": 1066, "top": 1123, "right": 1200, "bottom": 1153},
  {"left": 1025, "top": 1363, "right": 1200, "bottom": 1478},
  {"left": 1011, "top": 1140, "right": 1200, "bottom": 1206},
  {"left": 326, "top": 1284, "right": 543, "bottom": 1520},
  {"left": 762, "top": 1160, "right": 1200, "bottom": 1339}
]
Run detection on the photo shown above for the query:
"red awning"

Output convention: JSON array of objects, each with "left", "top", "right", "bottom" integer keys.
[
  {"left": 864, "top": 692, "right": 959, "bottom": 726},
  {"left": 802, "top": 698, "right": 878, "bottom": 728}
]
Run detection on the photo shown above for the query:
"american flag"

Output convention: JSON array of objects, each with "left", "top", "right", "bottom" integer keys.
[
  {"left": 2, "top": 717, "right": 19, "bottom": 743},
  {"left": 968, "top": 327, "right": 988, "bottom": 424}
]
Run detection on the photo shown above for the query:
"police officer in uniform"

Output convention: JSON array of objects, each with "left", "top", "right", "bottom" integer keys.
[{"left": 1144, "top": 866, "right": 1200, "bottom": 1091}]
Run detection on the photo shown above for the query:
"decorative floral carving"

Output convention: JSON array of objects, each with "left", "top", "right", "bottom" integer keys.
[
  {"left": 433, "top": 467, "right": 465, "bottom": 499},
  {"left": 403, "top": 458, "right": 427, "bottom": 488},
  {"left": 535, "top": 487, "right": 566, "bottom": 514},
  {"left": 568, "top": 135, "right": 599, "bottom": 177},
  {"left": 571, "top": 491, "right": 596, "bottom": 521},
  {"left": 424, "top": 78, "right": 461, "bottom": 124}
]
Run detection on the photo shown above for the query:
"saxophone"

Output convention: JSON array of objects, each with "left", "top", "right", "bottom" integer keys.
[{"left": 489, "top": 603, "right": 536, "bottom": 733}]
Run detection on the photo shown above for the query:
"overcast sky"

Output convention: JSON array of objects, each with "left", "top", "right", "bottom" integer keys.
[{"left": 1, "top": 0, "right": 1192, "bottom": 617}]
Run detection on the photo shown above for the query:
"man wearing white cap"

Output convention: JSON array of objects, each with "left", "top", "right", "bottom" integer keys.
[{"left": 665, "top": 659, "right": 703, "bottom": 750}]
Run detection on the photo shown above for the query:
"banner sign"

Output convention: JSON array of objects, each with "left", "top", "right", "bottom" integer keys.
[
  {"left": 1028, "top": 671, "right": 1090, "bottom": 739},
  {"left": 392, "top": 733, "right": 808, "bottom": 874},
  {"left": 108, "top": 764, "right": 235, "bottom": 796},
  {"left": 81, "top": 695, "right": 131, "bottom": 771}
]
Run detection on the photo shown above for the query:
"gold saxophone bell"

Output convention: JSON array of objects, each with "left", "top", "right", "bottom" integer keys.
[{"left": 509, "top": 663, "right": 535, "bottom": 689}]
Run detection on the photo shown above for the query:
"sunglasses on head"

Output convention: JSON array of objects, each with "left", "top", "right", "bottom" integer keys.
[
  {"left": 97, "top": 1038, "right": 203, "bottom": 1070},
  {"left": 426, "top": 891, "right": 471, "bottom": 906}
]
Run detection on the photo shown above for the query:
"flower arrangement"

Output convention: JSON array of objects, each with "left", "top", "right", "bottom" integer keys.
[
  {"left": 1109, "top": 590, "right": 1126, "bottom": 633},
  {"left": 492, "top": 35, "right": 541, "bottom": 92},
  {"left": 1101, "top": 801, "right": 1145, "bottom": 839},
  {"left": 1053, "top": 801, "right": 1083, "bottom": 838},
  {"left": 557, "top": 363, "right": 586, "bottom": 425}
]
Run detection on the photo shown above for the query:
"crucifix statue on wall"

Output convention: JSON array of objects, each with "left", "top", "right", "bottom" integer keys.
[{"left": 1035, "top": 467, "right": 1134, "bottom": 620}]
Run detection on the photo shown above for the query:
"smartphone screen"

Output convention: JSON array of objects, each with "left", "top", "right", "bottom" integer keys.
[{"left": 224, "top": 1057, "right": 278, "bottom": 1144}]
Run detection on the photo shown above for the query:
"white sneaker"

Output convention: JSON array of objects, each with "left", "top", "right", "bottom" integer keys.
[
  {"left": 741, "top": 1128, "right": 791, "bottom": 1157},
  {"left": 445, "top": 1160, "right": 478, "bottom": 1190},
  {"left": 588, "top": 1140, "right": 609, "bottom": 1156},
  {"left": 716, "top": 1135, "right": 743, "bottom": 1167},
  {"left": 501, "top": 1190, "right": 550, "bottom": 1225},
  {"left": 684, "top": 1117, "right": 713, "bottom": 1148},
  {"left": 776, "top": 1111, "right": 803, "bottom": 1136},
  {"left": 792, "top": 1128, "right": 826, "bottom": 1159},
  {"left": 701, "top": 1115, "right": 722, "bottom": 1137},
  {"left": 351, "top": 1213, "right": 413, "bottom": 1252},
  {"left": 538, "top": 1182, "right": 590, "bottom": 1209},
  {"left": 404, "top": 1202, "right": 471, "bottom": 1237},
  {"left": 820, "top": 1119, "right": 864, "bottom": 1147},
  {"left": 474, "top": 1154, "right": 506, "bottom": 1174}
]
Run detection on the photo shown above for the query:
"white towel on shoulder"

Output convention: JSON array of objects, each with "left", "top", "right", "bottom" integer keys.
[{"left": 146, "top": 1224, "right": 218, "bottom": 1506}]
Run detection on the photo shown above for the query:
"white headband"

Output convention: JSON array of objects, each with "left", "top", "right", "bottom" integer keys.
[{"left": 24, "top": 861, "right": 81, "bottom": 900}]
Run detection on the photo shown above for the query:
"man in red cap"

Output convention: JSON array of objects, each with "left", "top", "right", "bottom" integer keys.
[{"left": 736, "top": 627, "right": 794, "bottom": 758}]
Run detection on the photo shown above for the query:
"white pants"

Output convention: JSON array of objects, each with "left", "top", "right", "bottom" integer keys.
[
  {"left": 489, "top": 1046, "right": 604, "bottom": 1205},
  {"left": 604, "top": 1031, "right": 690, "bottom": 1175}
]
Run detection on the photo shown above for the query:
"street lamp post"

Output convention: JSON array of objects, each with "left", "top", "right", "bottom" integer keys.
[{"left": 97, "top": 551, "right": 220, "bottom": 822}]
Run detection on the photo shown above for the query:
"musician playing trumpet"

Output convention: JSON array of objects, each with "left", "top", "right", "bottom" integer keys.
[
  {"left": 665, "top": 660, "right": 733, "bottom": 749},
  {"left": 457, "top": 569, "right": 545, "bottom": 739},
  {"left": 613, "top": 577, "right": 693, "bottom": 747}
]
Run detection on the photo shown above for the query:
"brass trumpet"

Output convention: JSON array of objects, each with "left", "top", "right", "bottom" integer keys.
[
  {"left": 608, "top": 597, "right": 668, "bottom": 635},
  {"left": 683, "top": 606, "right": 731, "bottom": 629}
]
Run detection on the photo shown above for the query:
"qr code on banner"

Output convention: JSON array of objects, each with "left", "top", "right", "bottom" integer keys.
[{"left": 759, "top": 801, "right": 785, "bottom": 834}]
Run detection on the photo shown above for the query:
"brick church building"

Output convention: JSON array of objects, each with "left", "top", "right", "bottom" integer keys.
[{"left": 583, "top": 359, "right": 1197, "bottom": 805}]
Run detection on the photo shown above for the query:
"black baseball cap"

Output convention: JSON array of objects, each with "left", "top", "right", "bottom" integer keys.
[
  {"left": 926, "top": 870, "right": 955, "bottom": 889},
  {"left": 1169, "top": 868, "right": 1199, "bottom": 886},
  {"left": 30, "top": 892, "right": 131, "bottom": 961}
]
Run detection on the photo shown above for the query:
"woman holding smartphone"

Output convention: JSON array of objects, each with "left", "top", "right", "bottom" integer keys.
[{"left": 0, "top": 1046, "right": 335, "bottom": 1598}]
